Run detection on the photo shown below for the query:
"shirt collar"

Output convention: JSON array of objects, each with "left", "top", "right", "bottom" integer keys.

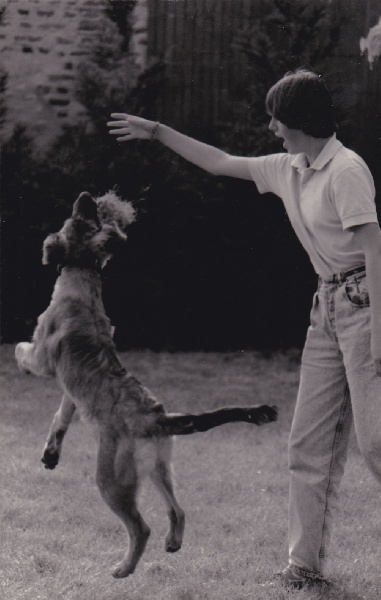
[{"left": 291, "top": 134, "right": 343, "bottom": 173}]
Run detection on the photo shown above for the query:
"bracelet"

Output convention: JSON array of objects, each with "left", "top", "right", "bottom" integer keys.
[{"left": 150, "top": 121, "right": 160, "bottom": 141}]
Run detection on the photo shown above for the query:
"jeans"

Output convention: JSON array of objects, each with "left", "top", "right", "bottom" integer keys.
[{"left": 288, "top": 271, "right": 381, "bottom": 574}]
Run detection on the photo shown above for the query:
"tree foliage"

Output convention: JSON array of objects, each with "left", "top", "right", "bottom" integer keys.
[
  {"left": 221, "top": 0, "right": 342, "bottom": 155},
  {"left": 0, "top": 65, "right": 7, "bottom": 130}
]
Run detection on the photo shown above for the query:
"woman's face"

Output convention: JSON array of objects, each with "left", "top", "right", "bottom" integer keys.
[{"left": 268, "top": 116, "right": 305, "bottom": 155}]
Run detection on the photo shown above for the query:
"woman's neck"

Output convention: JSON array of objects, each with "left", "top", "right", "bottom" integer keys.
[{"left": 304, "top": 136, "right": 331, "bottom": 166}]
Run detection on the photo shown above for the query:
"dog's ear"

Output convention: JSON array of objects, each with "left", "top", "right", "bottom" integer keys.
[
  {"left": 72, "top": 192, "right": 100, "bottom": 225},
  {"left": 101, "top": 222, "right": 127, "bottom": 252},
  {"left": 42, "top": 233, "right": 67, "bottom": 266},
  {"left": 91, "top": 222, "right": 127, "bottom": 267}
]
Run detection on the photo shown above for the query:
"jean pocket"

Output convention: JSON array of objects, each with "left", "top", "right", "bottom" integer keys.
[
  {"left": 309, "top": 291, "right": 320, "bottom": 325},
  {"left": 344, "top": 274, "right": 369, "bottom": 308}
]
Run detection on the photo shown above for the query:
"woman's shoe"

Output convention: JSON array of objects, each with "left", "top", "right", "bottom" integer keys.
[{"left": 275, "top": 565, "right": 331, "bottom": 590}]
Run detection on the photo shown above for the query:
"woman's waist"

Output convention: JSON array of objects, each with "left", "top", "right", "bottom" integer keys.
[{"left": 318, "top": 265, "right": 366, "bottom": 285}]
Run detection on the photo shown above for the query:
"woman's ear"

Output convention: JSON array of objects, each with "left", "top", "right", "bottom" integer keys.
[{"left": 42, "top": 233, "right": 67, "bottom": 266}]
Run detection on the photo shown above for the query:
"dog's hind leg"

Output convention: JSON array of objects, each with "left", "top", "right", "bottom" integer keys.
[
  {"left": 150, "top": 439, "right": 185, "bottom": 553},
  {"left": 96, "top": 427, "right": 151, "bottom": 578},
  {"left": 41, "top": 394, "right": 76, "bottom": 470}
]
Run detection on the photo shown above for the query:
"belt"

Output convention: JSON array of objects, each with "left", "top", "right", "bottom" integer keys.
[{"left": 322, "top": 265, "right": 366, "bottom": 284}]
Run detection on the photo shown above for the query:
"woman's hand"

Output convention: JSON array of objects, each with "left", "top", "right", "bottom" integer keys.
[{"left": 107, "top": 113, "right": 157, "bottom": 142}]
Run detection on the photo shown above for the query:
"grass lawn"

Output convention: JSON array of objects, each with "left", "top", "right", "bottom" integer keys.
[{"left": 0, "top": 344, "right": 380, "bottom": 600}]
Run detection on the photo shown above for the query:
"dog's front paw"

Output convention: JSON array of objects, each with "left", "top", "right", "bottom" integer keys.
[
  {"left": 249, "top": 405, "right": 278, "bottom": 425},
  {"left": 15, "top": 342, "right": 33, "bottom": 374},
  {"left": 41, "top": 450, "right": 60, "bottom": 470}
]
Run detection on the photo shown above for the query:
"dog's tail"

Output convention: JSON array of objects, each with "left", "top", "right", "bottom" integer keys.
[{"left": 159, "top": 404, "right": 277, "bottom": 436}]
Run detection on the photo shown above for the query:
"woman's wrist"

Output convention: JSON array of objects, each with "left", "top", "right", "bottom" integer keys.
[{"left": 150, "top": 121, "right": 160, "bottom": 141}]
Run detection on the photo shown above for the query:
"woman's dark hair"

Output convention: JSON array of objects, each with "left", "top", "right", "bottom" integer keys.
[{"left": 265, "top": 68, "right": 337, "bottom": 138}]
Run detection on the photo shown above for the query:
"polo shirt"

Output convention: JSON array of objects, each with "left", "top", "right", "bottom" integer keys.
[{"left": 247, "top": 134, "right": 377, "bottom": 279}]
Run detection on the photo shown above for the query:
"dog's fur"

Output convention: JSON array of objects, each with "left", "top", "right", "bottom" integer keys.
[{"left": 15, "top": 191, "right": 277, "bottom": 578}]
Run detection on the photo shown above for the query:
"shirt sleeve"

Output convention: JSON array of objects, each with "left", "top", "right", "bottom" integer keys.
[
  {"left": 247, "top": 154, "right": 290, "bottom": 197},
  {"left": 332, "top": 166, "right": 377, "bottom": 230}
]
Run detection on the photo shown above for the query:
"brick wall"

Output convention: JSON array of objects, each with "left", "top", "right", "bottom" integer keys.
[{"left": 0, "top": 0, "right": 148, "bottom": 152}]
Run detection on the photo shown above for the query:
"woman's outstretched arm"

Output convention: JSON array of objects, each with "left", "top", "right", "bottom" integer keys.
[{"left": 107, "top": 113, "right": 252, "bottom": 180}]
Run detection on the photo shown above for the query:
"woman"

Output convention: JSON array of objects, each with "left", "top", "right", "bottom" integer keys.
[{"left": 107, "top": 68, "right": 381, "bottom": 589}]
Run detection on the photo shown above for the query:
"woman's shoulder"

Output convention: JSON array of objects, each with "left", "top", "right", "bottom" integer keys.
[
  {"left": 334, "top": 143, "right": 372, "bottom": 176},
  {"left": 246, "top": 152, "right": 294, "bottom": 196},
  {"left": 330, "top": 144, "right": 375, "bottom": 196},
  {"left": 247, "top": 151, "right": 293, "bottom": 170}
]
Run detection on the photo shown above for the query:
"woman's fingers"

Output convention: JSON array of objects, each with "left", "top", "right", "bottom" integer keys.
[
  {"left": 107, "top": 114, "right": 130, "bottom": 135},
  {"left": 110, "top": 113, "right": 129, "bottom": 119},
  {"left": 107, "top": 113, "right": 152, "bottom": 141},
  {"left": 107, "top": 120, "right": 129, "bottom": 127},
  {"left": 107, "top": 115, "right": 132, "bottom": 142},
  {"left": 108, "top": 126, "right": 129, "bottom": 134}
]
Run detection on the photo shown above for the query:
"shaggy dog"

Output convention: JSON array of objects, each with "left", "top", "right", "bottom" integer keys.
[{"left": 15, "top": 191, "right": 277, "bottom": 578}]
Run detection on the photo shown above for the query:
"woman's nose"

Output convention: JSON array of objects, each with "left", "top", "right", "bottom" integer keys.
[{"left": 269, "top": 117, "right": 277, "bottom": 132}]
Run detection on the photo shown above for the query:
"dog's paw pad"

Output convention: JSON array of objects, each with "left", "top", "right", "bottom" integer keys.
[
  {"left": 112, "top": 563, "right": 134, "bottom": 578},
  {"left": 252, "top": 405, "right": 278, "bottom": 425},
  {"left": 41, "top": 451, "right": 60, "bottom": 470},
  {"left": 165, "top": 542, "right": 182, "bottom": 553},
  {"left": 266, "top": 406, "right": 278, "bottom": 422}
]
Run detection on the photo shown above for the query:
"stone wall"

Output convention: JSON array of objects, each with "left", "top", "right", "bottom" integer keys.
[{"left": 0, "top": 0, "right": 148, "bottom": 152}]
